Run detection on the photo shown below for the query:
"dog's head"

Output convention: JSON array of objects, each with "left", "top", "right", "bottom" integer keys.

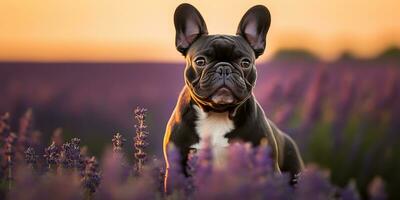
[{"left": 174, "top": 3, "right": 271, "bottom": 113}]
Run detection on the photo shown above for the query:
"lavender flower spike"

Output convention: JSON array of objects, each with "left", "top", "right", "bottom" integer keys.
[
  {"left": 368, "top": 176, "right": 387, "bottom": 200},
  {"left": 0, "top": 112, "right": 11, "bottom": 139},
  {"left": 82, "top": 156, "right": 101, "bottom": 194},
  {"left": 112, "top": 132, "right": 126, "bottom": 154},
  {"left": 44, "top": 141, "right": 61, "bottom": 169},
  {"left": 341, "top": 180, "right": 360, "bottom": 200},
  {"left": 4, "top": 132, "right": 17, "bottom": 190},
  {"left": 24, "top": 147, "right": 37, "bottom": 166},
  {"left": 61, "top": 138, "right": 81, "bottom": 169},
  {"left": 133, "top": 107, "right": 149, "bottom": 175},
  {"left": 51, "top": 127, "right": 64, "bottom": 147}
]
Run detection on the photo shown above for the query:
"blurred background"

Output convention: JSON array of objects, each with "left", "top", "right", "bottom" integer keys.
[{"left": 0, "top": 0, "right": 399, "bottom": 199}]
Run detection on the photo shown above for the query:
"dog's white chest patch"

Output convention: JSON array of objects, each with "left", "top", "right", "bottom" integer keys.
[{"left": 192, "top": 105, "right": 234, "bottom": 166}]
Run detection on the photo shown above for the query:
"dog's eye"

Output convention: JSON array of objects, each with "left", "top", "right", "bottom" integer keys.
[
  {"left": 241, "top": 59, "right": 251, "bottom": 68},
  {"left": 194, "top": 57, "right": 206, "bottom": 66}
]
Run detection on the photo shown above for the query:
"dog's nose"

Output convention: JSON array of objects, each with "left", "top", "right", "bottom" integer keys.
[{"left": 216, "top": 65, "right": 232, "bottom": 77}]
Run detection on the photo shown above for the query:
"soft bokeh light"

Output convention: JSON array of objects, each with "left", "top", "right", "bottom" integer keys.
[{"left": 0, "top": 0, "right": 399, "bottom": 62}]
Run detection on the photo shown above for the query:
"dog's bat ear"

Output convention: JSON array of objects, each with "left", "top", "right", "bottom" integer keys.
[
  {"left": 174, "top": 3, "right": 208, "bottom": 56},
  {"left": 236, "top": 5, "right": 271, "bottom": 58}
]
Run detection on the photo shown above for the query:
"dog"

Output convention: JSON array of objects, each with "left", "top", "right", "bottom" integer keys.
[{"left": 163, "top": 3, "right": 304, "bottom": 185}]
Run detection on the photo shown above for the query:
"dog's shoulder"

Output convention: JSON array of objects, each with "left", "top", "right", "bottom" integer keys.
[
  {"left": 165, "top": 87, "right": 199, "bottom": 146},
  {"left": 168, "top": 86, "right": 192, "bottom": 123}
]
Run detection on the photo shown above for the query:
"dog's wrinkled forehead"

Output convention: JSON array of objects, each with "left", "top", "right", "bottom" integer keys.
[{"left": 187, "top": 35, "right": 255, "bottom": 60}]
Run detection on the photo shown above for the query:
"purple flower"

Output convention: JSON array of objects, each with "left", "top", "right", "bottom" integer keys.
[
  {"left": 24, "top": 147, "right": 37, "bottom": 166},
  {"left": 185, "top": 149, "right": 198, "bottom": 195},
  {"left": 3, "top": 132, "right": 18, "bottom": 189},
  {"left": 368, "top": 176, "right": 387, "bottom": 200},
  {"left": 194, "top": 136, "right": 213, "bottom": 187},
  {"left": 261, "top": 173, "right": 293, "bottom": 200},
  {"left": 295, "top": 165, "right": 334, "bottom": 200},
  {"left": 253, "top": 140, "right": 274, "bottom": 176},
  {"left": 226, "top": 142, "right": 253, "bottom": 175},
  {"left": 301, "top": 69, "right": 326, "bottom": 125},
  {"left": 194, "top": 142, "right": 255, "bottom": 199},
  {"left": 51, "top": 128, "right": 64, "bottom": 147},
  {"left": 133, "top": 107, "right": 149, "bottom": 175},
  {"left": 81, "top": 156, "right": 101, "bottom": 193},
  {"left": 0, "top": 107, "right": 382, "bottom": 199},
  {"left": 165, "top": 144, "right": 186, "bottom": 194},
  {"left": 150, "top": 157, "right": 166, "bottom": 194},
  {"left": 0, "top": 112, "right": 11, "bottom": 179},
  {"left": 44, "top": 141, "right": 61, "bottom": 167},
  {"left": 0, "top": 112, "right": 11, "bottom": 140},
  {"left": 112, "top": 132, "right": 126, "bottom": 154},
  {"left": 10, "top": 165, "right": 83, "bottom": 200},
  {"left": 18, "top": 109, "right": 33, "bottom": 139},
  {"left": 341, "top": 180, "right": 360, "bottom": 200},
  {"left": 96, "top": 148, "right": 128, "bottom": 200},
  {"left": 17, "top": 109, "right": 34, "bottom": 162},
  {"left": 60, "top": 138, "right": 82, "bottom": 169}
]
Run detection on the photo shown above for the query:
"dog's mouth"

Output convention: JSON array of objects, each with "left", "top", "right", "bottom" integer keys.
[
  {"left": 210, "top": 87, "right": 236, "bottom": 105},
  {"left": 189, "top": 85, "right": 245, "bottom": 117}
]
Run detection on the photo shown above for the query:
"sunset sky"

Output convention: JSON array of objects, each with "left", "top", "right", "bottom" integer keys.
[{"left": 0, "top": 0, "right": 399, "bottom": 62}]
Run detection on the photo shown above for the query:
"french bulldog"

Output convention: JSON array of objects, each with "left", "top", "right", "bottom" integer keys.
[{"left": 163, "top": 3, "right": 304, "bottom": 184}]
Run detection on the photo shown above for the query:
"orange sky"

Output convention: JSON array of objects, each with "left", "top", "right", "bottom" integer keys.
[{"left": 0, "top": 0, "right": 399, "bottom": 62}]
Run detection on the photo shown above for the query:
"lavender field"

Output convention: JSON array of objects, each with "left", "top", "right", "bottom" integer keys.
[{"left": 0, "top": 49, "right": 399, "bottom": 199}]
